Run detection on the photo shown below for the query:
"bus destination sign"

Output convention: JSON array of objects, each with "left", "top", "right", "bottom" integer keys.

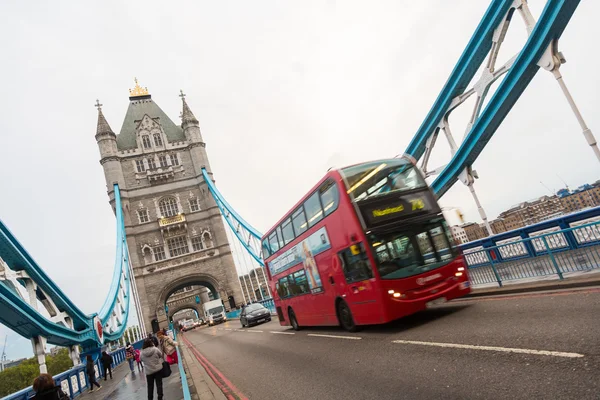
[{"left": 360, "top": 192, "right": 433, "bottom": 227}]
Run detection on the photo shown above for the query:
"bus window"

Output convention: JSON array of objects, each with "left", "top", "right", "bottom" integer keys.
[
  {"left": 292, "top": 270, "right": 310, "bottom": 295},
  {"left": 320, "top": 181, "right": 339, "bottom": 217},
  {"left": 276, "top": 226, "right": 285, "bottom": 249},
  {"left": 304, "top": 192, "right": 324, "bottom": 228},
  {"left": 278, "top": 276, "right": 291, "bottom": 298},
  {"left": 338, "top": 243, "right": 373, "bottom": 284},
  {"left": 268, "top": 232, "right": 280, "bottom": 253},
  {"left": 292, "top": 208, "right": 307, "bottom": 236},
  {"left": 281, "top": 218, "right": 294, "bottom": 245}
]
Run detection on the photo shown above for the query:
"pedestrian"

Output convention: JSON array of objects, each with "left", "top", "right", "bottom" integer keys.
[
  {"left": 125, "top": 342, "right": 136, "bottom": 372},
  {"left": 134, "top": 348, "right": 144, "bottom": 371},
  {"left": 85, "top": 355, "right": 101, "bottom": 392},
  {"left": 32, "top": 373, "right": 69, "bottom": 400},
  {"left": 101, "top": 350, "right": 113, "bottom": 380},
  {"left": 157, "top": 330, "right": 178, "bottom": 365},
  {"left": 140, "top": 338, "right": 164, "bottom": 400},
  {"left": 148, "top": 332, "right": 159, "bottom": 347}
]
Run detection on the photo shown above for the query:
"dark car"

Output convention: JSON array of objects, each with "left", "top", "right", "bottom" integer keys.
[{"left": 240, "top": 304, "right": 271, "bottom": 327}]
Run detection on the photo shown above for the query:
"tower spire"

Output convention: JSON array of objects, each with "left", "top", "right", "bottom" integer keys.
[
  {"left": 95, "top": 99, "right": 115, "bottom": 138},
  {"left": 180, "top": 90, "right": 198, "bottom": 124}
]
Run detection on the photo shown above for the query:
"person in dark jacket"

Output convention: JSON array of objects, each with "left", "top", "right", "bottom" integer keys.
[
  {"left": 125, "top": 342, "right": 136, "bottom": 372},
  {"left": 32, "top": 373, "right": 69, "bottom": 400},
  {"left": 101, "top": 350, "right": 114, "bottom": 380},
  {"left": 147, "top": 332, "right": 159, "bottom": 347},
  {"left": 85, "top": 355, "right": 101, "bottom": 391},
  {"left": 140, "top": 338, "right": 164, "bottom": 400}
]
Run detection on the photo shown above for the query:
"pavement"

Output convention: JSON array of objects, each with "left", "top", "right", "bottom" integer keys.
[
  {"left": 80, "top": 359, "right": 184, "bottom": 400},
  {"left": 181, "top": 287, "right": 600, "bottom": 400}
]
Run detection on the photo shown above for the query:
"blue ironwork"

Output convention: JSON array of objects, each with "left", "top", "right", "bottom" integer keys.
[
  {"left": 172, "top": 330, "right": 192, "bottom": 400},
  {"left": 0, "top": 184, "right": 133, "bottom": 349},
  {"left": 201, "top": 168, "right": 264, "bottom": 266},
  {"left": 2, "top": 339, "right": 144, "bottom": 400},
  {"left": 463, "top": 220, "right": 600, "bottom": 287}
]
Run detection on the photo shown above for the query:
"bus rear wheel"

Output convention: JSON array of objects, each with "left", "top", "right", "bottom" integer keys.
[
  {"left": 337, "top": 300, "right": 359, "bottom": 332},
  {"left": 289, "top": 309, "right": 300, "bottom": 331}
]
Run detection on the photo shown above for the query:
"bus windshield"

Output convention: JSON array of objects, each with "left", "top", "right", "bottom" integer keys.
[
  {"left": 367, "top": 219, "right": 455, "bottom": 280},
  {"left": 341, "top": 159, "right": 426, "bottom": 202}
]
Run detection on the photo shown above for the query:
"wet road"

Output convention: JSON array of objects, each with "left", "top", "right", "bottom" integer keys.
[{"left": 184, "top": 288, "right": 600, "bottom": 400}]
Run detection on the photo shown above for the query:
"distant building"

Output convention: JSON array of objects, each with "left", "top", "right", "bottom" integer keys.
[
  {"left": 0, "top": 358, "right": 26, "bottom": 372},
  {"left": 461, "top": 222, "right": 486, "bottom": 242},
  {"left": 450, "top": 225, "right": 469, "bottom": 244},
  {"left": 489, "top": 219, "right": 507, "bottom": 235},
  {"left": 239, "top": 267, "right": 270, "bottom": 303},
  {"left": 557, "top": 182, "right": 600, "bottom": 213}
]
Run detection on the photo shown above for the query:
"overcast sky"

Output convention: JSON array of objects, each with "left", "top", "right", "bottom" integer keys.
[{"left": 0, "top": 1, "right": 598, "bottom": 360}]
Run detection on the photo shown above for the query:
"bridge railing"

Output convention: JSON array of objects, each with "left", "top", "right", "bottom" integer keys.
[
  {"left": 463, "top": 221, "right": 600, "bottom": 287},
  {"left": 1, "top": 340, "right": 143, "bottom": 400}
]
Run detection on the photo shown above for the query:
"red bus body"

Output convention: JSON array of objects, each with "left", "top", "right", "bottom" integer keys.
[{"left": 262, "top": 159, "right": 470, "bottom": 329}]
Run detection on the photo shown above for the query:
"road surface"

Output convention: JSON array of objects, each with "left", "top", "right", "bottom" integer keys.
[{"left": 183, "top": 288, "right": 600, "bottom": 400}]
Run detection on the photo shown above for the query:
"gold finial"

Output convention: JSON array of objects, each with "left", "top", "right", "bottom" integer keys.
[{"left": 129, "top": 77, "right": 149, "bottom": 97}]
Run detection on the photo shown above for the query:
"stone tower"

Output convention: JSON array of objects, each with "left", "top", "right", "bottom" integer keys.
[{"left": 95, "top": 79, "right": 243, "bottom": 332}]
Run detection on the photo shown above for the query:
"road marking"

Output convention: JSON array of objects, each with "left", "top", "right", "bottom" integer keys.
[
  {"left": 391, "top": 340, "right": 584, "bottom": 358},
  {"left": 270, "top": 331, "right": 295, "bottom": 335},
  {"left": 308, "top": 334, "right": 362, "bottom": 340},
  {"left": 224, "top": 329, "right": 232, "bottom": 331},
  {"left": 246, "top": 330, "right": 264, "bottom": 333}
]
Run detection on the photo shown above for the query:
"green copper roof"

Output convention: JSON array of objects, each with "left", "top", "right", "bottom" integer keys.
[{"left": 117, "top": 95, "right": 185, "bottom": 150}]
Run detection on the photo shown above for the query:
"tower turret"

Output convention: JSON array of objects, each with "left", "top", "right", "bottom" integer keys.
[
  {"left": 179, "top": 90, "right": 211, "bottom": 174},
  {"left": 95, "top": 100, "right": 125, "bottom": 190}
]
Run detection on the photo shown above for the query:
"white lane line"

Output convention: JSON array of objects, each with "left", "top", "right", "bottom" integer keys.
[
  {"left": 224, "top": 329, "right": 232, "bottom": 331},
  {"left": 391, "top": 340, "right": 584, "bottom": 358},
  {"left": 308, "top": 334, "right": 362, "bottom": 340},
  {"left": 270, "top": 331, "right": 295, "bottom": 335},
  {"left": 246, "top": 330, "right": 264, "bottom": 333}
]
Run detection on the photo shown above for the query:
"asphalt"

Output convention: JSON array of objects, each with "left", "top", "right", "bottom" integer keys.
[{"left": 183, "top": 288, "right": 600, "bottom": 400}]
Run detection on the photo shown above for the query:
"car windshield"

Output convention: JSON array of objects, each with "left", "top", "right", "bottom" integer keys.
[
  {"left": 245, "top": 304, "right": 265, "bottom": 313},
  {"left": 209, "top": 306, "right": 224, "bottom": 315},
  {"left": 341, "top": 159, "right": 426, "bottom": 202},
  {"left": 367, "top": 219, "right": 455, "bottom": 280}
]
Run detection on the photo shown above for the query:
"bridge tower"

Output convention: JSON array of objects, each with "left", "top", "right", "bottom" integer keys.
[{"left": 95, "top": 79, "right": 243, "bottom": 332}]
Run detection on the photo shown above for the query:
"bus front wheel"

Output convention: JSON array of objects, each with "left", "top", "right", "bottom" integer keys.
[
  {"left": 337, "top": 300, "right": 359, "bottom": 332},
  {"left": 289, "top": 309, "right": 300, "bottom": 331}
]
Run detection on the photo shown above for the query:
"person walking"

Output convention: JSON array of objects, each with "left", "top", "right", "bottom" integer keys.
[
  {"left": 101, "top": 350, "right": 113, "bottom": 380},
  {"left": 157, "top": 330, "right": 178, "bottom": 365},
  {"left": 135, "top": 347, "right": 144, "bottom": 371},
  {"left": 125, "top": 342, "right": 136, "bottom": 372},
  {"left": 85, "top": 355, "right": 101, "bottom": 392},
  {"left": 32, "top": 373, "right": 69, "bottom": 400},
  {"left": 140, "top": 338, "right": 164, "bottom": 400}
]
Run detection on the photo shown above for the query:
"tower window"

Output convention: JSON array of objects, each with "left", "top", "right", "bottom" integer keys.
[
  {"left": 138, "top": 209, "right": 150, "bottom": 223},
  {"left": 169, "top": 154, "right": 180, "bottom": 166},
  {"left": 167, "top": 236, "right": 189, "bottom": 257},
  {"left": 147, "top": 157, "right": 157, "bottom": 170},
  {"left": 159, "top": 155, "right": 169, "bottom": 168},
  {"left": 153, "top": 134, "right": 163, "bottom": 147},
  {"left": 191, "top": 236, "right": 204, "bottom": 251},
  {"left": 135, "top": 160, "right": 145, "bottom": 173},
  {"left": 154, "top": 246, "right": 166, "bottom": 261},
  {"left": 142, "top": 135, "right": 152, "bottom": 149},
  {"left": 159, "top": 197, "right": 179, "bottom": 217},
  {"left": 189, "top": 198, "right": 200, "bottom": 212}
]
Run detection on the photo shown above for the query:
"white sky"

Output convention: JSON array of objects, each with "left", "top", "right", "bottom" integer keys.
[{"left": 0, "top": 0, "right": 598, "bottom": 360}]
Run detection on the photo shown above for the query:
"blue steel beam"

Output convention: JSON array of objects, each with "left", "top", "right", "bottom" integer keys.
[
  {"left": 404, "top": 0, "right": 513, "bottom": 160},
  {"left": 431, "top": 0, "right": 581, "bottom": 197}
]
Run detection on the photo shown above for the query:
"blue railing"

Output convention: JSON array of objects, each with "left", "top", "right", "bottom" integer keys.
[
  {"left": 462, "top": 220, "right": 600, "bottom": 287},
  {"left": 171, "top": 330, "right": 191, "bottom": 400},
  {"left": 1, "top": 340, "right": 143, "bottom": 400}
]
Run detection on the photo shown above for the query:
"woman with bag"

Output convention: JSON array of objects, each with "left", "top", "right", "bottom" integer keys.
[
  {"left": 157, "top": 331, "right": 178, "bottom": 365},
  {"left": 140, "top": 338, "right": 165, "bottom": 400}
]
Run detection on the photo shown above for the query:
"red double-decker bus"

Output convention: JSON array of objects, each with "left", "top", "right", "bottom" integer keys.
[{"left": 261, "top": 158, "right": 470, "bottom": 331}]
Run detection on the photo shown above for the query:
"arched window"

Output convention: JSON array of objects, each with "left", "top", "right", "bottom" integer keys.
[
  {"left": 159, "top": 197, "right": 179, "bottom": 217},
  {"left": 202, "top": 232, "right": 213, "bottom": 248},
  {"left": 153, "top": 134, "right": 163, "bottom": 147},
  {"left": 142, "top": 135, "right": 152, "bottom": 149}
]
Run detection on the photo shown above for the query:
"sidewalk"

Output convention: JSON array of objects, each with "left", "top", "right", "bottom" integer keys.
[
  {"left": 179, "top": 339, "right": 226, "bottom": 400},
  {"left": 81, "top": 361, "right": 184, "bottom": 400},
  {"left": 467, "top": 270, "right": 600, "bottom": 298}
]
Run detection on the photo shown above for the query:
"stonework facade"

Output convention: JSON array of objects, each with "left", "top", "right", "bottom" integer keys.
[{"left": 95, "top": 83, "right": 243, "bottom": 332}]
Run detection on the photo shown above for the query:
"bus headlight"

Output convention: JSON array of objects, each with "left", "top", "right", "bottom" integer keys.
[
  {"left": 457, "top": 267, "right": 465, "bottom": 272},
  {"left": 387, "top": 290, "right": 395, "bottom": 294},
  {"left": 455, "top": 272, "right": 463, "bottom": 277},
  {"left": 393, "top": 292, "right": 402, "bottom": 298}
]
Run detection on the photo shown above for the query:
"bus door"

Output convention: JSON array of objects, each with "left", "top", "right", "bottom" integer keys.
[{"left": 337, "top": 243, "right": 380, "bottom": 324}]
